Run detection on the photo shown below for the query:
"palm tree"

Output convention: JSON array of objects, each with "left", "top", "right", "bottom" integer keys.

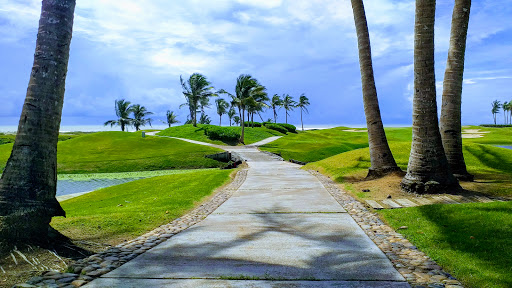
[
  {"left": 0, "top": 0, "right": 76, "bottom": 244},
  {"left": 271, "top": 94, "right": 282, "bottom": 123},
  {"left": 199, "top": 112, "right": 211, "bottom": 124},
  {"left": 215, "top": 98, "right": 229, "bottom": 126},
  {"left": 180, "top": 73, "right": 217, "bottom": 127},
  {"left": 131, "top": 104, "right": 153, "bottom": 131},
  {"left": 297, "top": 94, "right": 310, "bottom": 131},
  {"left": 401, "top": 0, "right": 460, "bottom": 194},
  {"left": 491, "top": 100, "right": 501, "bottom": 125},
  {"left": 351, "top": 0, "right": 401, "bottom": 178},
  {"left": 503, "top": 101, "right": 509, "bottom": 125},
  {"left": 234, "top": 116, "right": 241, "bottom": 125},
  {"left": 164, "top": 110, "right": 180, "bottom": 127},
  {"left": 282, "top": 94, "right": 297, "bottom": 124},
  {"left": 247, "top": 86, "right": 269, "bottom": 126},
  {"left": 439, "top": 0, "right": 473, "bottom": 181},
  {"left": 227, "top": 107, "right": 236, "bottom": 126},
  {"left": 104, "top": 99, "right": 134, "bottom": 132}
]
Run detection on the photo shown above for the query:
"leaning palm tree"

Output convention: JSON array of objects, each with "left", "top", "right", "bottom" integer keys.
[
  {"left": 180, "top": 73, "right": 217, "bottom": 127},
  {"left": 0, "top": 0, "right": 76, "bottom": 244},
  {"left": 503, "top": 101, "right": 509, "bottom": 125},
  {"left": 227, "top": 107, "right": 236, "bottom": 126},
  {"left": 247, "top": 86, "right": 269, "bottom": 125},
  {"left": 282, "top": 94, "right": 297, "bottom": 124},
  {"left": 439, "top": 0, "right": 473, "bottom": 181},
  {"left": 491, "top": 100, "right": 501, "bottom": 125},
  {"left": 401, "top": 0, "right": 460, "bottom": 194},
  {"left": 131, "top": 104, "right": 153, "bottom": 131},
  {"left": 296, "top": 94, "right": 310, "bottom": 131},
  {"left": 351, "top": 0, "right": 401, "bottom": 178},
  {"left": 104, "top": 99, "right": 134, "bottom": 132},
  {"left": 215, "top": 98, "right": 229, "bottom": 126},
  {"left": 271, "top": 94, "right": 282, "bottom": 123},
  {"left": 164, "top": 110, "right": 180, "bottom": 127}
]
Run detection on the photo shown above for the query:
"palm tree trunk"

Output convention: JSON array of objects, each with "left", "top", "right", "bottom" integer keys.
[
  {"left": 273, "top": 108, "right": 277, "bottom": 123},
  {"left": 401, "top": 0, "right": 460, "bottom": 194},
  {"left": 301, "top": 109, "right": 304, "bottom": 131},
  {"left": 240, "top": 107, "right": 245, "bottom": 144},
  {"left": 285, "top": 111, "right": 288, "bottom": 124},
  {"left": 351, "top": 0, "right": 401, "bottom": 178},
  {"left": 0, "top": 0, "right": 76, "bottom": 244},
  {"left": 219, "top": 115, "right": 222, "bottom": 126},
  {"left": 440, "top": 0, "right": 473, "bottom": 181}
]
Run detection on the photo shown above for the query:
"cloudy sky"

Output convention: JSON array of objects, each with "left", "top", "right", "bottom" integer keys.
[{"left": 0, "top": 0, "right": 511, "bottom": 129}]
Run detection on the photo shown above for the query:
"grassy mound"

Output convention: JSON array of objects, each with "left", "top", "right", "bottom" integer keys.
[
  {"left": 157, "top": 124, "right": 285, "bottom": 145},
  {"left": 51, "top": 169, "right": 233, "bottom": 245},
  {"left": 0, "top": 131, "right": 225, "bottom": 174}
]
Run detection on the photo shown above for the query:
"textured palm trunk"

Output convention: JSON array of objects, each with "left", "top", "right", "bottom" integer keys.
[
  {"left": 273, "top": 108, "right": 277, "bottom": 123},
  {"left": 301, "top": 109, "right": 304, "bottom": 131},
  {"left": 440, "top": 0, "right": 473, "bottom": 181},
  {"left": 219, "top": 115, "right": 222, "bottom": 126},
  {"left": 401, "top": 0, "right": 460, "bottom": 194},
  {"left": 0, "top": 0, "right": 76, "bottom": 244},
  {"left": 240, "top": 107, "right": 245, "bottom": 144},
  {"left": 351, "top": 0, "right": 401, "bottom": 178}
]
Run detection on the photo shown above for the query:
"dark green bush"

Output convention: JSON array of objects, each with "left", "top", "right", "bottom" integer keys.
[
  {"left": 0, "top": 134, "right": 15, "bottom": 145},
  {"left": 264, "top": 123, "right": 288, "bottom": 134},
  {"left": 480, "top": 124, "right": 512, "bottom": 128},
  {"left": 277, "top": 123, "right": 297, "bottom": 133},
  {"left": 204, "top": 126, "right": 240, "bottom": 142},
  {"left": 243, "top": 121, "right": 262, "bottom": 127}
]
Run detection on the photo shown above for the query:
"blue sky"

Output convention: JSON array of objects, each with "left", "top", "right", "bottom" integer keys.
[{"left": 1, "top": 0, "right": 511, "bottom": 129}]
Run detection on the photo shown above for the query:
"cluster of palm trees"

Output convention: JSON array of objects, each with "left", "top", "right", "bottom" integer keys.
[
  {"left": 104, "top": 99, "right": 154, "bottom": 131},
  {"left": 491, "top": 100, "right": 512, "bottom": 125},
  {"left": 179, "top": 73, "right": 311, "bottom": 143},
  {"left": 351, "top": 0, "right": 473, "bottom": 193}
]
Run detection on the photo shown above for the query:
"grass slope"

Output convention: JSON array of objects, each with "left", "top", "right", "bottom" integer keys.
[
  {"left": 259, "top": 127, "right": 369, "bottom": 162},
  {"left": 51, "top": 169, "right": 233, "bottom": 245},
  {"left": 157, "top": 124, "right": 285, "bottom": 145},
  {"left": 0, "top": 131, "right": 224, "bottom": 173},
  {"left": 380, "top": 202, "right": 512, "bottom": 288}
]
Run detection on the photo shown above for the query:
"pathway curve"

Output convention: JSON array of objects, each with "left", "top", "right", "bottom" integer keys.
[{"left": 85, "top": 137, "right": 409, "bottom": 288}]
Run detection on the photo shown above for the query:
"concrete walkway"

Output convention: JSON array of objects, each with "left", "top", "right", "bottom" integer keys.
[{"left": 85, "top": 138, "right": 409, "bottom": 288}]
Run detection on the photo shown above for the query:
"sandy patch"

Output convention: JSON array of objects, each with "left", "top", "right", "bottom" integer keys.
[
  {"left": 343, "top": 129, "right": 368, "bottom": 132},
  {"left": 462, "top": 129, "right": 490, "bottom": 134},
  {"left": 462, "top": 134, "right": 484, "bottom": 138}
]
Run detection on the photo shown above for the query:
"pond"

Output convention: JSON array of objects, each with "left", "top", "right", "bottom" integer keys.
[
  {"left": 56, "top": 178, "right": 142, "bottom": 196},
  {"left": 497, "top": 145, "right": 512, "bottom": 150}
]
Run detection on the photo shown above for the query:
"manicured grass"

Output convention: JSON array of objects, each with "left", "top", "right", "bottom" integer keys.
[
  {"left": 379, "top": 202, "right": 512, "bottom": 288},
  {"left": 0, "top": 132, "right": 85, "bottom": 145},
  {"left": 157, "top": 124, "right": 285, "bottom": 145},
  {"left": 462, "top": 125, "right": 512, "bottom": 145},
  {"left": 259, "top": 127, "right": 370, "bottom": 162},
  {"left": 51, "top": 169, "right": 233, "bottom": 245},
  {"left": 57, "top": 169, "right": 213, "bottom": 180},
  {"left": 0, "top": 131, "right": 224, "bottom": 173}
]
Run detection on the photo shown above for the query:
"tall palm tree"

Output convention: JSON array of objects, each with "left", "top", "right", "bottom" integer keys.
[
  {"left": 180, "top": 73, "right": 216, "bottom": 127},
  {"left": 104, "top": 99, "right": 134, "bottom": 132},
  {"left": 247, "top": 86, "right": 269, "bottom": 126},
  {"left": 282, "top": 94, "right": 297, "bottom": 124},
  {"left": 491, "top": 100, "right": 501, "bottom": 125},
  {"left": 131, "top": 104, "right": 153, "bottom": 131},
  {"left": 227, "top": 107, "right": 236, "bottom": 126},
  {"left": 503, "top": 101, "right": 509, "bottom": 125},
  {"left": 401, "top": 0, "right": 460, "bottom": 194},
  {"left": 271, "top": 94, "right": 282, "bottom": 123},
  {"left": 234, "top": 116, "right": 241, "bottom": 125},
  {"left": 215, "top": 98, "right": 229, "bottom": 126},
  {"left": 351, "top": 0, "right": 401, "bottom": 178},
  {"left": 0, "top": 0, "right": 76, "bottom": 244},
  {"left": 164, "top": 110, "right": 180, "bottom": 127},
  {"left": 439, "top": 0, "right": 473, "bottom": 181},
  {"left": 296, "top": 94, "right": 310, "bottom": 131}
]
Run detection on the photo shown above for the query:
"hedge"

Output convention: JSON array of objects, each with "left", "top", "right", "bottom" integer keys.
[{"left": 264, "top": 123, "right": 288, "bottom": 134}]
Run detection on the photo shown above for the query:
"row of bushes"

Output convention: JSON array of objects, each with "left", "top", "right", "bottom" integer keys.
[
  {"left": 265, "top": 123, "right": 288, "bottom": 134},
  {"left": 203, "top": 126, "right": 240, "bottom": 142},
  {"left": 480, "top": 124, "right": 512, "bottom": 128}
]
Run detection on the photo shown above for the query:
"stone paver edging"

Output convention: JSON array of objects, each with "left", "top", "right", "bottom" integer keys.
[
  {"left": 310, "top": 171, "right": 464, "bottom": 288},
  {"left": 16, "top": 169, "right": 248, "bottom": 288}
]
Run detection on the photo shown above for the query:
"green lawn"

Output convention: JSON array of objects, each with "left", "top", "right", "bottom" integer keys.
[
  {"left": 157, "top": 124, "right": 285, "bottom": 145},
  {"left": 259, "top": 127, "right": 369, "bottom": 162},
  {"left": 0, "top": 131, "right": 224, "bottom": 174},
  {"left": 380, "top": 202, "right": 512, "bottom": 288},
  {"left": 51, "top": 169, "right": 233, "bottom": 245}
]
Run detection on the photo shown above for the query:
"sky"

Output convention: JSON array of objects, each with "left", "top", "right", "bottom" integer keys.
[{"left": 0, "top": 0, "right": 511, "bottom": 130}]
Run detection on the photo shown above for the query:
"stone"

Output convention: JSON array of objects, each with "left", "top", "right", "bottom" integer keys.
[{"left": 71, "top": 279, "right": 88, "bottom": 287}]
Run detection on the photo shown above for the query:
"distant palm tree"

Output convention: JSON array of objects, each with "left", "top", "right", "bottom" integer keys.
[
  {"left": 491, "top": 100, "right": 501, "bottom": 125},
  {"left": 247, "top": 86, "right": 269, "bottom": 126},
  {"left": 104, "top": 99, "right": 134, "bottom": 132},
  {"left": 297, "top": 94, "right": 310, "bottom": 131},
  {"left": 270, "top": 94, "right": 282, "bottom": 123},
  {"left": 131, "top": 104, "right": 153, "bottom": 131},
  {"left": 180, "top": 73, "right": 217, "bottom": 127},
  {"left": 503, "top": 101, "right": 509, "bottom": 125},
  {"left": 282, "top": 94, "right": 296, "bottom": 124},
  {"left": 199, "top": 113, "right": 211, "bottom": 124},
  {"left": 233, "top": 116, "right": 241, "bottom": 125},
  {"left": 215, "top": 98, "right": 229, "bottom": 126},
  {"left": 227, "top": 107, "right": 236, "bottom": 126},
  {"left": 164, "top": 110, "right": 180, "bottom": 127}
]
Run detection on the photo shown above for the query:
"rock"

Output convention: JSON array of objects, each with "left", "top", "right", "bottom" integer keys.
[
  {"left": 57, "top": 277, "right": 76, "bottom": 284},
  {"left": 12, "top": 284, "right": 37, "bottom": 288},
  {"left": 71, "top": 280, "right": 88, "bottom": 287},
  {"left": 26, "top": 276, "right": 44, "bottom": 284}
]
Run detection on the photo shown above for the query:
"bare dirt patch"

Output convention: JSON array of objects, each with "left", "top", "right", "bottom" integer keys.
[
  {"left": 342, "top": 129, "right": 368, "bottom": 132},
  {"left": 461, "top": 129, "right": 490, "bottom": 139}
]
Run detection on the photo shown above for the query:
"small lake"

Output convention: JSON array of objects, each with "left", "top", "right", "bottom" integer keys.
[
  {"left": 56, "top": 178, "right": 142, "bottom": 196},
  {"left": 497, "top": 146, "right": 512, "bottom": 150}
]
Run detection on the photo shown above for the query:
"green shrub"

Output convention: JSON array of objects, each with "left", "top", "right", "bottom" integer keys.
[
  {"left": 204, "top": 126, "right": 240, "bottom": 142},
  {"left": 277, "top": 123, "right": 297, "bottom": 133},
  {"left": 243, "top": 121, "right": 262, "bottom": 127},
  {"left": 264, "top": 123, "right": 288, "bottom": 134},
  {"left": 480, "top": 124, "right": 512, "bottom": 128}
]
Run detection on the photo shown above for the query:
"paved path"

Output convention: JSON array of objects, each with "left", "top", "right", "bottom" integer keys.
[{"left": 85, "top": 138, "right": 409, "bottom": 288}]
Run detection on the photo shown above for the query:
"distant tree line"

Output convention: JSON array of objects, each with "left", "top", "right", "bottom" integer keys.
[{"left": 491, "top": 100, "right": 512, "bottom": 125}]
